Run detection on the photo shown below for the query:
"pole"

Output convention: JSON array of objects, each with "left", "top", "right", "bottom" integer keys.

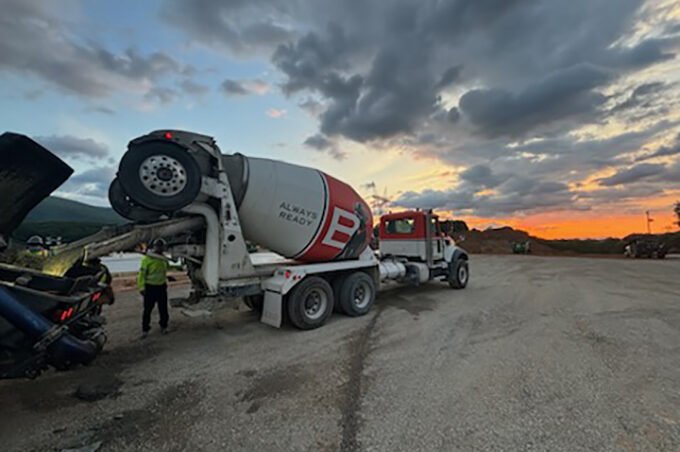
[{"left": 646, "top": 211, "right": 652, "bottom": 234}]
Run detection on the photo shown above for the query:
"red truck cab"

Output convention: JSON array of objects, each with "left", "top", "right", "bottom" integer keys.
[{"left": 379, "top": 210, "right": 449, "bottom": 262}]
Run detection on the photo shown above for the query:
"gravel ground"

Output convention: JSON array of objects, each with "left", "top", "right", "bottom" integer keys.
[{"left": 1, "top": 255, "right": 679, "bottom": 451}]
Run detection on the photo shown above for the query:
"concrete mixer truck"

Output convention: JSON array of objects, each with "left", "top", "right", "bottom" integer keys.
[{"left": 106, "top": 130, "right": 470, "bottom": 330}]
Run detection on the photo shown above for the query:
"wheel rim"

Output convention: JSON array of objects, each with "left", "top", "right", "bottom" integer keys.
[
  {"left": 303, "top": 288, "right": 328, "bottom": 320},
  {"left": 458, "top": 265, "right": 468, "bottom": 284},
  {"left": 139, "top": 155, "right": 188, "bottom": 197},
  {"left": 353, "top": 281, "right": 372, "bottom": 309}
]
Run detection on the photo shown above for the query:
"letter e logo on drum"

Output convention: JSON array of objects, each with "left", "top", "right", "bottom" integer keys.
[{"left": 321, "top": 207, "right": 359, "bottom": 249}]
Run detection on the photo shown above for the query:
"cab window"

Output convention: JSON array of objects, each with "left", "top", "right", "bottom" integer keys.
[{"left": 385, "top": 218, "right": 415, "bottom": 235}]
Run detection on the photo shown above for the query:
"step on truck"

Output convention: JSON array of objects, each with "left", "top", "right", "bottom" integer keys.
[{"left": 106, "top": 130, "right": 469, "bottom": 329}]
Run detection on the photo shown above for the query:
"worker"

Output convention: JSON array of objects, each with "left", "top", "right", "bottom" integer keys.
[{"left": 138, "top": 238, "right": 169, "bottom": 338}]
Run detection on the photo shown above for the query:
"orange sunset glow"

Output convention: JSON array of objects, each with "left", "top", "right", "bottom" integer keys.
[{"left": 458, "top": 210, "right": 678, "bottom": 239}]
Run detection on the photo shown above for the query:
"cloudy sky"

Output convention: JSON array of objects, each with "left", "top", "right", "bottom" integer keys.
[{"left": 1, "top": 0, "right": 679, "bottom": 238}]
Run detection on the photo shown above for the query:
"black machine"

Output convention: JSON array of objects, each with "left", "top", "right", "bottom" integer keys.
[{"left": 0, "top": 132, "right": 114, "bottom": 378}]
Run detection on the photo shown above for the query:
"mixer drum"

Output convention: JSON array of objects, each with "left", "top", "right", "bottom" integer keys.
[
  {"left": 235, "top": 156, "right": 372, "bottom": 261},
  {"left": 113, "top": 134, "right": 372, "bottom": 262}
]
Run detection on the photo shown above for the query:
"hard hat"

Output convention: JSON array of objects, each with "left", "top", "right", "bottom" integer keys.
[
  {"left": 151, "top": 238, "right": 167, "bottom": 249},
  {"left": 27, "top": 235, "right": 44, "bottom": 246}
]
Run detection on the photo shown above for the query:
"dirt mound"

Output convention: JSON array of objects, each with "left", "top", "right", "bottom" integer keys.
[{"left": 454, "top": 227, "right": 566, "bottom": 255}]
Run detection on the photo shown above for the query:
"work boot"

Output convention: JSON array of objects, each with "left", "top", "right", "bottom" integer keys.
[
  {"left": 160, "top": 327, "right": 168, "bottom": 335},
  {"left": 141, "top": 331, "right": 149, "bottom": 339}
]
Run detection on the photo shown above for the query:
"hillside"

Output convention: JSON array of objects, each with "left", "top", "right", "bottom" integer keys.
[
  {"left": 24, "top": 196, "right": 124, "bottom": 224},
  {"left": 13, "top": 196, "right": 126, "bottom": 242}
]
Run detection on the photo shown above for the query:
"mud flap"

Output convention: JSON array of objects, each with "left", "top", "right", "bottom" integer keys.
[
  {"left": 0, "top": 133, "right": 73, "bottom": 238},
  {"left": 261, "top": 290, "right": 283, "bottom": 327}
]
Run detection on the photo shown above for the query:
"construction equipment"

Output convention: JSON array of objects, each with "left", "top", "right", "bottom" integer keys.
[
  {"left": 624, "top": 239, "right": 667, "bottom": 259},
  {"left": 0, "top": 133, "right": 112, "bottom": 378},
  {"left": 512, "top": 241, "right": 531, "bottom": 254},
  {"left": 109, "top": 130, "right": 470, "bottom": 329}
]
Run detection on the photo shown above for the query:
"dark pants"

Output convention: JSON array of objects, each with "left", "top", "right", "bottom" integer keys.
[{"left": 142, "top": 283, "right": 168, "bottom": 332}]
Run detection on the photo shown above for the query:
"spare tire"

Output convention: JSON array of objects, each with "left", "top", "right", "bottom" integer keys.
[
  {"left": 117, "top": 140, "right": 202, "bottom": 212},
  {"left": 108, "top": 178, "right": 163, "bottom": 222}
]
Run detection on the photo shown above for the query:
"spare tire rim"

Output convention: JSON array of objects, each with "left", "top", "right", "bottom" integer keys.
[
  {"left": 139, "top": 155, "right": 188, "bottom": 197},
  {"left": 353, "top": 281, "right": 371, "bottom": 309},
  {"left": 303, "top": 289, "right": 327, "bottom": 320}
]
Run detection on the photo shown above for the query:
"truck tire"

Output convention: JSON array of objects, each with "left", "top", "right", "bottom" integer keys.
[
  {"left": 448, "top": 260, "right": 469, "bottom": 289},
  {"left": 109, "top": 178, "right": 163, "bottom": 222},
  {"left": 338, "top": 272, "right": 375, "bottom": 317},
  {"left": 287, "top": 276, "right": 334, "bottom": 330},
  {"left": 243, "top": 294, "right": 264, "bottom": 313},
  {"left": 117, "top": 140, "right": 202, "bottom": 212}
]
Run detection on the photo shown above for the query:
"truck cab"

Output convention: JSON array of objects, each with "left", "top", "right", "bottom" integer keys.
[
  {"left": 379, "top": 210, "right": 449, "bottom": 262},
  {"left": 377, "top": 209, "right": 468, "bottom": 289}
]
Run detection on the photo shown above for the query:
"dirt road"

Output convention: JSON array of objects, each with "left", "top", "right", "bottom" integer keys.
[{"left": 1, "top": 255, "right": 679, "bottom": 451}]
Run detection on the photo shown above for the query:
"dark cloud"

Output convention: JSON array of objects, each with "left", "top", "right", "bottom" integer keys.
[
  {"left": 459, "top": 165, "right": 509, "bottom": 188},
  {"left": 394, "top": 176, "right": 577, "bottom": 217},
  {"left": 634, "top": 134, "right": 680, "bottom": 161},
  {"left": 180, "top": 79, "right": 210, "bottom": 96},
  {"left": 33, "top": 135, "right": 108, "bottom": 160},
  {"left": 298, "top": 97, "right": 324, "bottom": 116},
  {"left": 459, "top": 64, "right": 611, "bottom": 137},
  {"left": 221, "top": 78, "right": 269, "bottom": 96},
  {"left": 303, "top": 134, "right": 346, "bottom": 160},
  {"left": 446, "top": 107, "right": 461, "bottom": 123},
  {"left": 0, "top": 0, "right": 187, "bottom": 98},
  {"left": 596, "top": 163, "right": 666, "bottom": 186},
  {"left": 611, "top": 81, "right": 667, "bottom": 113},
  {"left": 144, "top": 87, "right": 177, "bottom": 105},
  {"left": 164, "top": 0, "right": 677, "bottom": 148},
  {"left": 303, "top": 134, "right": 331, "bottom": 150},
  {"left": 162, "top": 0, "right": 293, "bottom": 55},
  {"left": 272, "top": 25, "right": 355, "bottom": 95},
  {"left": 222, "top": 79, "right": 249, "bottom": 96},
  {"left": 437, "top": 65, "right": 463, "bottom": 89},
  {"left": 86, "top": 106, "right": 116, "bottom": 115}
]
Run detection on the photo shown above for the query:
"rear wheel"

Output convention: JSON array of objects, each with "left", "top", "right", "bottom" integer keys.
[
  {"left": 338, "top": 272, "right": 375, "bottom": 317},
  {"left": 448, "top": 260, "right": 469, "bottom": 289},
  {"left": 287, "top": 277, "right": 334, "bottom": 330}
]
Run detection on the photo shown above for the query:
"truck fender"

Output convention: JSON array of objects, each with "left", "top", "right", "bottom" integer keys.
[{"left": 444, "top": 244, "right": 468, "bottom": 264}]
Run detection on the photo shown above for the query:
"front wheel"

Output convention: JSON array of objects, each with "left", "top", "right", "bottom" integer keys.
[
  {"left": 448, "top": 260, "right": 469, "bottom": 289},
  {"left": 287, "top": 276, "right": 334, "bottom": 330}
]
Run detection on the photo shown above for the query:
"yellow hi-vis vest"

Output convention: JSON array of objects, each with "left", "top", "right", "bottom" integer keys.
[{"left": 137, "top": 254, "right": 168, "bottom": 290}]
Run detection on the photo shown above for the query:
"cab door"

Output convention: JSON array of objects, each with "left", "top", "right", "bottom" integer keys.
[{"left": 430, "top": 216, "right": 444, "bottom": 261}]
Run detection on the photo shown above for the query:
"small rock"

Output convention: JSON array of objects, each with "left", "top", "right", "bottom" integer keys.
[{"left": 113, "top": 413, "right": 124, "bottom": 420}]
